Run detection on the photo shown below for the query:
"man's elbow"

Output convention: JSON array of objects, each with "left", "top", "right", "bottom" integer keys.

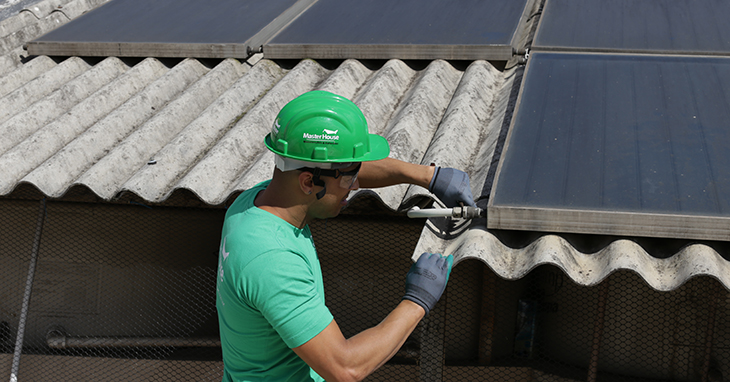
[{"left": 326, "top": 365, "right": 371, "bottom": 382}]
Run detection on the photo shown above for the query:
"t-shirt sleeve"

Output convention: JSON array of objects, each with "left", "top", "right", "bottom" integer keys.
[{"left": 242, "top": 251, "right": 333, "bottom": 349}]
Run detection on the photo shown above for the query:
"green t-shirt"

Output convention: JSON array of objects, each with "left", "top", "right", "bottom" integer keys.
[{"left": 217, "top": 180, "right": 333, "bottom": 382}]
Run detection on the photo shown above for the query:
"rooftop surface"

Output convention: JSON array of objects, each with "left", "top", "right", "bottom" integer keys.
[{"left": 1, "top": 0, "right": 728, "bottom": 291}]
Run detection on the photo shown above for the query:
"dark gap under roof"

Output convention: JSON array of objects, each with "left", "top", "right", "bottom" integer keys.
[{"left": 489, "top": 52, "right": 730, "bottom": 241}]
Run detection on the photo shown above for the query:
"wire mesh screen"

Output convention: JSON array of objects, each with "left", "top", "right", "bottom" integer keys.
[
  {"left": 441, "top": 262, "right": 730, "bottom": 382},
  {"left": 1, "top": 196, "right": 729, "bottom": 381},
  {"left": 0, "top": 198, "right": 224, "bottom": 381}
]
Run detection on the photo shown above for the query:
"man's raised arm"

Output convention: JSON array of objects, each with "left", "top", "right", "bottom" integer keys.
[{"left": 358, "top": 158, "right": 476, "bottom": 207}]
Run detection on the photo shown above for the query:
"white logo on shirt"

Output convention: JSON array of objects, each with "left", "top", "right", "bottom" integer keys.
[
  {"left": 217, "top": 236, "right": 229, "bottom": 306},
  {"left": 221, "top": 236, "right": 230, "bottom": 261}
]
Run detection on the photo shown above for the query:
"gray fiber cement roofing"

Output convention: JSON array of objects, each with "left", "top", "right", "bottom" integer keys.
[
  {"left": 1, "top": 0, "right": 728, "bottom": 291},
  {"left": 0, "top": 0, "right": 42, "bottom": 22}
]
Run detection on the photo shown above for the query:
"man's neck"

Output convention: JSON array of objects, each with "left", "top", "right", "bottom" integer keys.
[{"left": 254, "top": 184, "right": 310, "bottom": 229}]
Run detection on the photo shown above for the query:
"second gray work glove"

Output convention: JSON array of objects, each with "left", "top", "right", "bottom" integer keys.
[
  {"left": 403, "top": 252, "right": 453, "bottom": 316},
  {"left": 429, "top": 167, "right": 476, "bottom": 207}
]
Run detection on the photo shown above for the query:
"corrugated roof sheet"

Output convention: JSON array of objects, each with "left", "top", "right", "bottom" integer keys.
[
  {"left": 1, "top": 0, "right": 728, "bottom": 291},
  {"left": 414, "top": 220, "right": 730, "bottom": 292},
  {"left": 0, "top": 0, "right": 43, "bottom": 22}
]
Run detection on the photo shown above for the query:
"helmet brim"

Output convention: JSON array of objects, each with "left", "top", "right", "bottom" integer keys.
[
  {"left": 265, "top": 133, "right": 390, "bottom": 163},
  {"left": 366, "top": 134, "right": 390, "bottom": 162}
]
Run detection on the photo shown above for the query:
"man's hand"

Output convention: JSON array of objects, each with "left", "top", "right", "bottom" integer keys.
[
  {"left": 429, "top": 167, "right": 476, "bottom": 207},
  {"left": 403, "top": 252, "right": 453, "bottom": 316}
]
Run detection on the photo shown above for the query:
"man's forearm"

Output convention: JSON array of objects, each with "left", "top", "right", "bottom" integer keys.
[
  {"left": 358, "top": 158, "right": 435, "bottom": 189},
  {"left": 293, "top": 300, "right": 425, "bottom": 382},
  {"left": 294, "top": 252, "right": 452, "bottom": 381},
  {"left": 341, "top": 300, "right": 424, "bottom": 375}
]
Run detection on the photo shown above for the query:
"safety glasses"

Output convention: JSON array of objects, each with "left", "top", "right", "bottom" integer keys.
[{"left": 301, "top": 163, "right": 362, "bottom": 190}]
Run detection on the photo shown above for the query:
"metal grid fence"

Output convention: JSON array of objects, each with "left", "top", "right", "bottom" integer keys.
[{"left": 0, "top": 196, "right": 728, "bottom": 381}]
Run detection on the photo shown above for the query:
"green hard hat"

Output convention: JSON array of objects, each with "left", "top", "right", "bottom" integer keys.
[{"left": 265, "top": 91, "right": 390, "bottom": 163}]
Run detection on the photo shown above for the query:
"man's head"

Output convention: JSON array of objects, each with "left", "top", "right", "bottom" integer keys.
[{"left": 265, "top": 91, "right": 390, "bottom": 204}]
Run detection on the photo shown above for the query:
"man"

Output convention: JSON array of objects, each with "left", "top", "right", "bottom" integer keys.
[{"left": 216, "top": 91, "right": 475, "bottom": 381}]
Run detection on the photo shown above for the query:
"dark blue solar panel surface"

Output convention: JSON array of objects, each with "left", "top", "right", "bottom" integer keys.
[
  {"left": 269, "top": 0, "right": 528, "bottom": 45},
  {"left": 33, "top": 0, "right": 297, "bottom": 44},
  {"left": 493, "top": 52, "right": 730, "bottom": 217},
  {"left": 263, "top": 0, "right": 534, "bottom": 59},
  {"left": 534, "top": 0, "right": 730, "bottom": 55}
]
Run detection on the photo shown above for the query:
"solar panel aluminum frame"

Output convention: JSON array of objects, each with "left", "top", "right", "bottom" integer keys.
[
  {"left": 26, "top": 41, "right": 254, "bottom": 58},
  {"left": 531, "top": 45, "right": 730, "bottom": 59},
  {"left": 487, "top": 52, "right": 730, "bottom": 242},
  {"left": 486, "top": 206, "right": 730, "bottom": 242},
  {"left": 26, "top": 0, "right": 317, "bottom": 59},
  {"left": 263, "top": 44, "right": 517, "bottom": 61},
  {"left": 262, "top": 0, "right": 539, "bottom": 61}
]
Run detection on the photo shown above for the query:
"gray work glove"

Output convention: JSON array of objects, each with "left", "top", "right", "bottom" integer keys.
[
  {"left": 403, "top": 252, "right": 453, "bottom": 316},
  {"left": 428, "top": 167, "right": 477, "bottom": 207}
]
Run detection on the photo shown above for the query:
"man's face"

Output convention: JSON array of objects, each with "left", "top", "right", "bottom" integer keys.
[{"left": 310, "top": 163, "right": 361, "bottom": 219}]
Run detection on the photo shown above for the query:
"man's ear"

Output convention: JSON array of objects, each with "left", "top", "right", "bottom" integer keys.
[{"left": 298, "top": 171, "right": 315, "bottom": 196}]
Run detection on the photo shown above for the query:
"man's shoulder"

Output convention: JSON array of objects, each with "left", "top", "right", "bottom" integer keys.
[
  {"left": 230, "top": 180, "right": 271, "bottom": 208},
  {"left": 223, "top": 180, "right": 271, "bottom": 222}
]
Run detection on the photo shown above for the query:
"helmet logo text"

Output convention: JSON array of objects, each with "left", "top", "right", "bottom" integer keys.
[{"left": 303, "top": 128, "right": 340, "bottom": 144}]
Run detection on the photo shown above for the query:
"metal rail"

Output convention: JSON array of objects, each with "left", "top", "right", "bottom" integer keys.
[{"left": 46, "top": 329, "right": 220, "bottom": 349}]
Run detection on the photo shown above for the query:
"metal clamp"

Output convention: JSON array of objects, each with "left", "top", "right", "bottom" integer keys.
[{"left": 407, "top": 206, "right": 485, "bottom": 219}]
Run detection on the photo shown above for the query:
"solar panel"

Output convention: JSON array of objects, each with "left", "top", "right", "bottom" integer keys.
[
  {"left": 533, "top": 0, "right": 730, "bottom": 55},
  {"left": 489, "top": 52, "right": 730, "bottom": 241},
  {"left": 264, "top": 0, "right": 537, "bottom": 60},
  {"left": 26, "top": 0, "right": 314, "bottom": 58}
]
